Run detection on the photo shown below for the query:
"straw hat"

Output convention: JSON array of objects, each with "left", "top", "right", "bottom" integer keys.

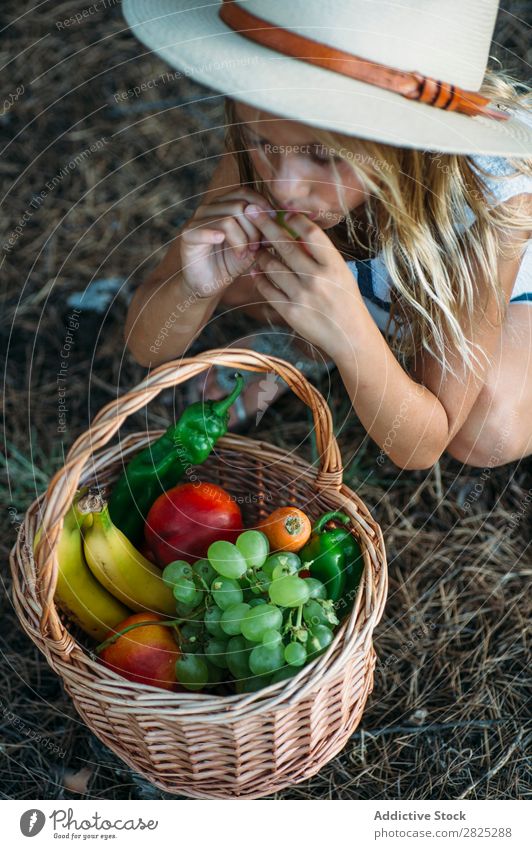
[{"left": 122, "top": 0, "right": 532, "bottom": 156}]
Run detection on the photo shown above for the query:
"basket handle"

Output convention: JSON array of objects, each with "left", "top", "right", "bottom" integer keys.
[{"left": 33, "top": 348, "right": 344, "bottom": 641}]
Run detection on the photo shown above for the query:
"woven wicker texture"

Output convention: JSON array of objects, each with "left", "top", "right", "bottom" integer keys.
[{"left": 10, "top": 349, "right": 387, "bottom": 799}]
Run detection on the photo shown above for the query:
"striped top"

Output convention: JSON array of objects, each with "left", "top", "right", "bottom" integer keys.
[{"left": 347, "top": 108, "right": 532, "bottom": 337}]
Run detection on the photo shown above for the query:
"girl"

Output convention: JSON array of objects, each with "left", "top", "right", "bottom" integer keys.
[{"left": 123, "top": 0, "right": 532, "bottom": 470}]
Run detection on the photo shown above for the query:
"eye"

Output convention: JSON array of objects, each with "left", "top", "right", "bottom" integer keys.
[
  {"left": 311, "top": 151, "right": 333, "bottom": 165},
  {"left": 311, "top": 146, "right": 341, "bottom": 166},
  {"left": 249, "top": 135, "right": 340, "bottom": 165}
]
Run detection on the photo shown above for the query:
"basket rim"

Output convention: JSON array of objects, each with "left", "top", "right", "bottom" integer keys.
[
  {"left": 11, "top": 431, "right": 387, "bottom": 722},
  {"left": 32, "top": 349, "right": 347, "bottom": 642}
]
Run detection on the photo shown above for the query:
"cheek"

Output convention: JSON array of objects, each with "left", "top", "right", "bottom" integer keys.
[
  {"left": 249, "top": 149, "right": 272, "bottom": 179},
  {"left": 320, "top": 168, "right": 368, "bottom": 224},
  {"left": 315, "top": 165, "right": 365, "bottom": 201},
  {"left": 336, "top": 164, "right": 368, "bottom": 200}
]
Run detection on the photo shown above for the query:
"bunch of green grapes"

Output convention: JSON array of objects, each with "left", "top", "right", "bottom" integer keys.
[{"left": 161, "top": 530, "right": 339, "bottom": 694}]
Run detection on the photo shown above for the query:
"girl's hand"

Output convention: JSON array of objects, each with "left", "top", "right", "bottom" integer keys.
[
  {"left": 178, "top": 188, "right": 274, "bottom": 298},
  {"left": 244, "top": 207, "right": 363, "bottom": 360}
]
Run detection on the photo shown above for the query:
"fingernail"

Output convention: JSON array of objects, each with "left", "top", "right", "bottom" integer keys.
[{"left": 245, "top": 204, "right": 261, "bottom": 218}]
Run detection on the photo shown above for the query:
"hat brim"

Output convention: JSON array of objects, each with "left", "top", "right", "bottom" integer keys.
[{"left": 123, "top": 0, "right": 532, "bottom": 157}]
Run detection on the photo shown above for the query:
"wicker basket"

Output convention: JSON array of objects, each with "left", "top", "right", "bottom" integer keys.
[{"left": 9, "top": 349, "right": 387, "bottom": 799}]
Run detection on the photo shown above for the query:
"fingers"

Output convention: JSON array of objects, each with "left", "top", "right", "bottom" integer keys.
[
  {"left": 180, "top": 218, "right": 256, "bottom": 286},
  {"left": 180, "top": 227, "right": 225, "bottom": 246},
  {"left": 254, "top": 272, "right": 290, "bottom": 311},
  {"left": 286, "top": 213, "right": 336, "bottom": 266},
  {"left": 252, "top": 248, "right": 300, "bottom": 299},
  {"left": 244, "top": 207, "right": 331, "bottom": 267},
  {"left": 186, "top": 215, "right": 253, "bottom": 257},
  {"left": 207, "top": 186, "right": 273, "bottom": 211},
  {"left": 195, "top": 193, "right": 272, "bottom": 245},
  {"left": 195, "top": 201, "right": 262, "bottom": 245}
]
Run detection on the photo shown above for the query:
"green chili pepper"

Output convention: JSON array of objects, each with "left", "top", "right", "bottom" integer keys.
[
  {"left": 275, "top": 211, "right": 313, "bottom": 256},
  {"left": 299, "top": 511, "right": 364, "bottom": 603},
  {"left": 108, "top": 372, "right": 244, "bottom": 545},
  {"left": 275, "top": 210, "right": 300, "bottom": 240}
]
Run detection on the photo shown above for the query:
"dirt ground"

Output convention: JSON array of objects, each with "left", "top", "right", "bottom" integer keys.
[{"left": 1, "top": 2, "right": 531, "bottom": 800}]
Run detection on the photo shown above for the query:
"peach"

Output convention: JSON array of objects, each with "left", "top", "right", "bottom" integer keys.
[{"left": 99, "top": 613, "right": 181, "bottom": 691}]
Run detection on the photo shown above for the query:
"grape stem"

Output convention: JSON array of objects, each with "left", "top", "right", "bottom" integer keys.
[
  {"left": 195, "top": 574, "right": 211, "bottom": 594},
  {"left": 283, "top": 609, "right": 294, "bottom": 636},
  {"left": 296, "top": 604, "right": 303, "bottom": 629}
]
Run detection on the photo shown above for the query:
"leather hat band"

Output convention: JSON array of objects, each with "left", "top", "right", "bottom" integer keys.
[{"left": 219, "top": 0, "right": 508, "bottom": 122}]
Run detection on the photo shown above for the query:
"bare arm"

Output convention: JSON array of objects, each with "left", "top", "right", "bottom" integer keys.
[
  {"left": 124, "top": 153, "right": 254, "bottom": 367},
  {"left": 336, "top": 195, "right": 530, "bottom": 470},
  {"left": 124, "top": 235, "right": 222, "bottom": 368}
]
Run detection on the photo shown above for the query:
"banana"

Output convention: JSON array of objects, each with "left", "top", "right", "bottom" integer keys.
[
  {"left": 33, "top": 493, "right": 131, "bottom": 641},
  {"left": 79, "top": 492, "right": 175, "bottom": 616}
]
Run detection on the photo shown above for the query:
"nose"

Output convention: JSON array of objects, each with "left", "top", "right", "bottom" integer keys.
[{"left": 270, "top": 157, "right": 311, "bottom": 208}]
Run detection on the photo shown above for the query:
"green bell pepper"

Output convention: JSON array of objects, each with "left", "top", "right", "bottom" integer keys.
[
  {"left": 108, "top": 372, "right": 244, "bottom": 546},
  {"left": 299, "top": 510, "right": 364, "bottom": 603}
]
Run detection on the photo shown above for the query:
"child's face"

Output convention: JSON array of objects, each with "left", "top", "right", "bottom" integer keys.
[{"left": 233, "top": 100, "right": 368, "bottom": 230}]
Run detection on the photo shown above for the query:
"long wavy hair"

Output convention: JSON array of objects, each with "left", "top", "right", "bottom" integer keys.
[{"left": 223, "top": 67, "right": 532, "bottom": 381}]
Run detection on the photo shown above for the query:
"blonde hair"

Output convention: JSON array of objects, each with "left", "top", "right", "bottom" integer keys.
[{"left": 224, "top": 67, "right": 532, "bottom": 382}]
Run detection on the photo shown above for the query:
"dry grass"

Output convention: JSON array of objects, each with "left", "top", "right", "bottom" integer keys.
[{"left": 1, "top": 1, "right": 531, "bottom": 800}]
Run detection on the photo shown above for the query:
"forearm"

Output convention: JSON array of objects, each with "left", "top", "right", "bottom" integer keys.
[
  {"left": 125, "top": 267, "right": 221, "bottom": 368},
  {"left": 334, "top": 301, "right": 449, "bottom": 470}
]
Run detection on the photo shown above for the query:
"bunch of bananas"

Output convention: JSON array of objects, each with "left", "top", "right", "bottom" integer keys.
[{"left": 33, "top": 488, "right": 174, "bottom": 641}]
